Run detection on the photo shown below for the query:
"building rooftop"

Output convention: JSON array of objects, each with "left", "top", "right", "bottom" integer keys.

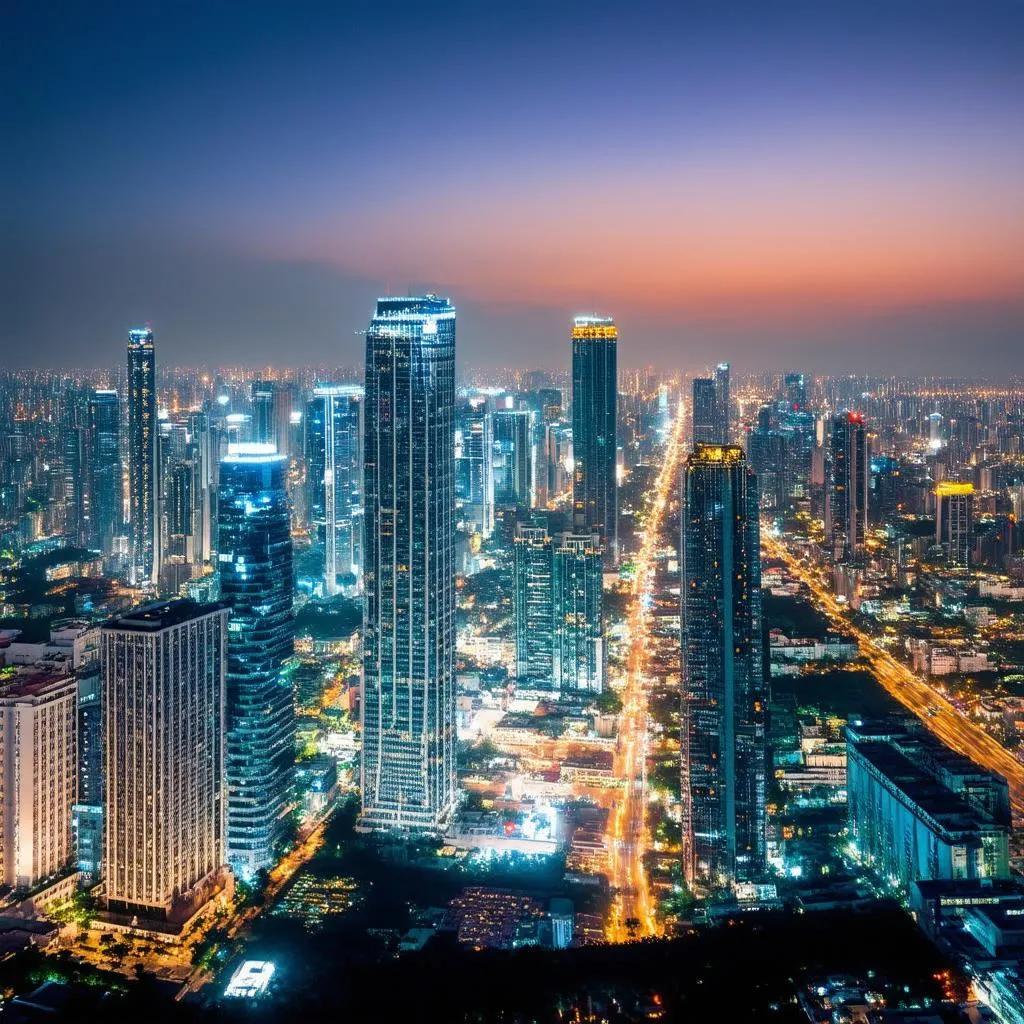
[
  {"left": 103, "top": 598, "right": 225, "bottom": 633},
  {"left": 0, "top": 668, "right": 75, "bottom": 700}
]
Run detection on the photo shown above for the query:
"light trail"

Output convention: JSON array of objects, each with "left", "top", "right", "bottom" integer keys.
[
  {"left": 762, "top": 534, "right": 1024, "bottom": 819},
  {"left": 606, "top": 399, "right": 686, "bottom": 942}
]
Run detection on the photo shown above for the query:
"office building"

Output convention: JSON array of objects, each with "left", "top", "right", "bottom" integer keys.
[
  {"left": 361, "top": 296, "right": 457, "bottom": 831},
  {"left": 847, "top": 720, "right": 1011, "bottom": 891},
  {"left": 73, "top": 670, "right": 103, "bottom": 880},
  {"left": 681, "top": 444, "right": 765, "bottom": 887},
  {"left": 936, "top": 481, "right": 974, "bottom": 567},
  {"left": 783, "top": 372, "right": 807, "bottom": 412},
  {"left": 102, "top": 600, "right": 228, "bottom": 920},
  {"left": 456, "top": 398, "right": 494, "bottom": 539},
  {"left": 714, "top": 362, "right": 731, "bottom": 443},
  {"left": 514, "top": 524, "right": 554, "bottom": 685},
  {"left": 127, "top": 328, "right": 158, "bottom": 586},
  {"left": 692, "top": 377, "right": 718, "bottom": 445},
  {"left": 827, "top": 412, "right": 869, "bottom": 563},
  {"left": 219, "top": 445, "right": 295, "bottom": 875},
  {"left": 307, "top": 384, "right": 363, "bottom": 596},
  {"left": 571, "top": 316, "right": 618, "bottom": 564},
  {"left": 552, "top": 532, "right": 604, "bottom": 695},
  {"left": 493, "top": 408, "right": 533, "bottom": 507},
  {"left": 0, "top": 670, "right": 77, "bottom": 889},
  {"left": 87, "top": 389, "right": 122, "bottom": 555}
]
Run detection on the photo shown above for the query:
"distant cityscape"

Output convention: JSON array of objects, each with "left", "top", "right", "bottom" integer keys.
[{"left": 0, "top": 296, "right": 1022, "bottom": 1020}]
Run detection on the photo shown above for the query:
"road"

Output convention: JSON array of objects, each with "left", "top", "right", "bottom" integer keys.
[
  {"left": 762, "top": 534, "right": 1024, "bottom": 819},
  {"left": 606, "top": 400, "right": 686, "bottom": 942}
]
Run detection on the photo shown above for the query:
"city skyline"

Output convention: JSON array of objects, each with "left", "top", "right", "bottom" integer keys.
[{"left": 6, "top": 1, "right": 1024, "bottom": 374}]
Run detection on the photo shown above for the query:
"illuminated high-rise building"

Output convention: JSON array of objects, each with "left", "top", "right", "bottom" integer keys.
[
  {"left": 714, "top": 362, "right": 731, "bottom": 443},
  {"left": 936, "top": 481, "right": 974, "bottom": 567},
  {"left": 681, "top": 444, "right": 765, "bottom": 887},
  {"left": 218, "top": 445, "right": 295, "bottom": 875},
  {"left": 783, "top": 372, "right": 806, "bottom": 412},
  {"left": 307, "top": 384, "right": 363, "bottom": 596},
  {"left": 456, "top": 397, "right": 494, "bottom": 539},
  {"left": 87, "top": 389, "right": 122, "bottom": 554},
  {"left": 691, "top": 377, "right": 717, "bottom": 445},
  {"left": 361, "top": 296, "right": 457, "bottom": 831},
  {"left": 552, "top": 532, "right": 604, "bottom": 695},
  {"left": 493, "top": 408, "right": 533, "bottom": 507},
  {"left": 513, "top": 524, "right": 553, "bottom": 684},
  {"left": 571, "top": 316, "right": 618, "bottom": 564},
  {"left": 0, "top": 669, "right": 77, "bottom": 889},
  {"left": 127, "top": 328, "right": 158, "bottom": 586},
  {"left": 102, "top": 600, "right": 228, "bottom": 920},
  {"left": 827, "top": 412, "right": 869, "bottom": 562}
]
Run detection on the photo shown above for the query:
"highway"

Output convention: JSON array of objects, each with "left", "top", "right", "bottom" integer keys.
[
  {"left": 606, "top": 400, "right": 686, "bottom": 942},
  {"left": 762, "top": 534, "right": 1024, "bottom": 819}
]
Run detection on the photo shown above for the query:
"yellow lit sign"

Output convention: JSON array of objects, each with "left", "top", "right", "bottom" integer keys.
[
  {"left": 935, "top": 481, "right": 974, "bottom": 497},
  {"left": 571, "top": 325, "right": 618, "bottom": 340}
]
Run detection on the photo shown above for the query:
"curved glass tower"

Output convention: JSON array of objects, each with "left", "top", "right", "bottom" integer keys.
[
  {"left": 361, "top": 296, "right": 457, "bottom": 832},
  {"left": 218, "top": 444, "right": 295, "bottom": 876}
]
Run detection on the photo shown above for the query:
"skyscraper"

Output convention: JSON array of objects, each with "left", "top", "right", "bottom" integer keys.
[
  {"left": 218, "top": 444, "right": 295, "bottom": 875},
  {"left": 456, "top": 397, "right": 494, "bottom": 539},
  {"left": 571, "top": 316, "right": 618, "bottom": 565},
  {"left": 783, "top": 372, "right": 807, "bottom": 412},
  {"left": 714, "top": 362, "right": 731, "bottom": 443},
  {"left": 307, "top": 384, "right": 363, "bottom": 596},
  {"left": 513, "top": 524, "right": 554, "bottom": 685},
  {"left": 827, "top": 412, "right": 869, "bottom": 562},
  {"left": 102, "top": 600, "right": 228, "bottom": 921},
  {"left": 493, "top": 408, "right": 534, "bottom": 507},
  {"left": 87, "top": 389, "right": 121, "bottom": 554},
  {"left": 361, "top": 296, "right": 457, "bottom": 831},
  {"left": 552, "top": 532, "right": 604, "bottom": 695},
  {"left": 691, "top": 377, "right": 718, "bottom": 445},
  {"left": 935, "top": 481, "right": 974, "bottom": 567},
  {"left": 127, "top": 328, "right": 158, "bottom": 586},
  {"left": 0, "top": 670, "right": 77, "bottom": 889},
  {"left": 681, "top": 444, "right": 765, "bottom": 887}
]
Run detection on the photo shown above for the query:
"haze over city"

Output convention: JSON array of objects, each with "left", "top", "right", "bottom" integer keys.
[{"left": 6, "top": 0, "right": 1024, "bottom": 373}]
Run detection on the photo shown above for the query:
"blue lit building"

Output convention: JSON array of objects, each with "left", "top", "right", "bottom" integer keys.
[
  {"left": 306, "top": 384, "right": 363, "bottom": 596},
  {"left": 493, "top": 408, "right": 533, "bottom": 507},
  {"left": 571, "top": 316, "right": 618, "bottom": 564},
  {"left": 218, "top": 445, "right": 295, "bottom": 876},
  {"left": 681, "top": 443, "right": 765, "bottom": 887},
  {"left": 513, "top": 524, "right": 554, "bottom": 685},
  {"left": 361, "top": 296, "right": 457, "bottom": 831},
  {"left": 87, "top": 389, "right": 122, "bottom": 555},
  {"left": 456, "top": 397, "right": 494, "bottom": 539},
  {"left": 847, "top": 720, "right": 1011, "bottom": 891},
  {"left": 691, "top": 377, "right": 718, "bottom": 445},
  {"left": 127, "top": 328, "right": 158, "bottom": 585},
  {"left": 552, "top": 532, "right": 604, "bottom": 695}
]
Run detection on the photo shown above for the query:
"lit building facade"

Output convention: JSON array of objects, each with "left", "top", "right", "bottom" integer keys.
[
  {"left": 127, "top": 328, "right": 158, "bottom": 586},
  {"left": 102, "top": 600, "right": 228, "bottom": 919},
  {"left": 307, "top": 384, "right": 364, "bottom": 596},
  {"left": 681, "top": 444, "right": 765, "bottom": 887},
  {"left": 552, "top": 532, "right": 604, "bottom": 695},
  {"left": 218, "top": 446, "right": 295, "bottom": 875},
  {"left": 87, "top": 389, "right": 122, "bottom": 555},
  {"left": 691, "top": 377, "right": 718, "bottom": 445},
  {"left": 361, "top": 296, "right": 457, "bottom": 831},
  {"left": 513, "top": 524, "right": 554, "bottom": 684},
  {"left": 0, "top": 670, "right": 77, "bottom": 889},
  {"left": 935, "top": 481, "right": 974, "bottom": 567},
  {"left": 827, "top": 411, "right": 869, "bottom": 563},
  {"left": 456, "top": 397, "right": 494, "bottom": 539},
  {"left": 714, "top": 362, "right": 731, "bottom": 443},
  {"left": 493, "top": 408, "right": 533, "bottom": 507},
  {"left": 571, "top": 316, "right": 618, "bottom": 564},
  {"left": 847, "top": 720, "right": 1011, "bottom": 891}
]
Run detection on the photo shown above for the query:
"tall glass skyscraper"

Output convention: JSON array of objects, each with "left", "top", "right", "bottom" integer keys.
[
  {"left": 552, "top": 532, "right": 604, "bottom": 695},
  {"left": 681, "top": 444, "right": 765, "bottom": 888},
  {"left": 493, "top": 408, "right": 533, "bottom": 507},
  {"left": 455, "top": 397, "right": 494, "bottom": 539},
  {"left": 87, "top": 389, "right": 122, "bottom": 555},
  {"left": 714, "top": 362, "right": 731, "bottom": 443},
  {"left": 218, "top": 444, "right": 295, "bottom": 876},
  {"left": 127, "top": 328, "right": 157, "bottom": 586},
  {"left": 361, "top": 296, "right": 457, "bottom": 831},
  {"left": 513, "top": 524, "right": 554, "bottom": 684},
  {"left": 307, "top": 384, "right": 363, "bottom": 596},
  {"left": 571, "top": 316, "right": 618, "bottom": 565},
  {"left": 827, "top": 411, "right": 869, "bottom": 563},
  {"left": 691, "top": 377, "right": 718, "bottom": 444}
]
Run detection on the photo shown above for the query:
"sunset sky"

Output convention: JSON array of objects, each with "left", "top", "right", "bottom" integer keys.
[{"left": 5, "top": 1, "right": 1024, "bottom": 373}]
